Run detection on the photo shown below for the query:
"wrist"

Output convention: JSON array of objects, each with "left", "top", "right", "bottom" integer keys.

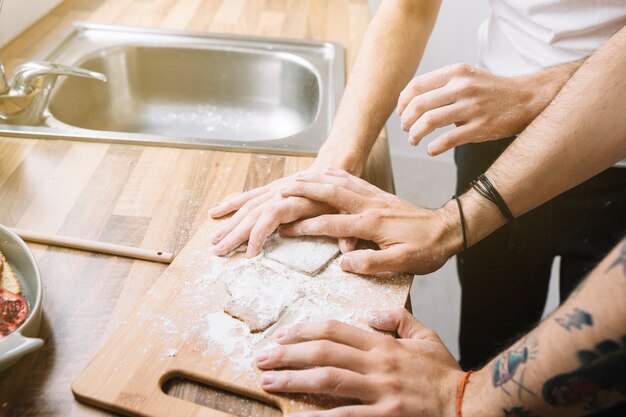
[
  {"left": 514, "top": 68, "right": 569, "bottom": 126},
  {"left": 458, "top": 189, "right": 507, "bottom": 247},
  {"left": 314, "top": 142, "right": 367, "bottom": 176},
  {"left": 438, "top": 199, "right": 466, "bottom": 257},
  {"left": 461, "top": 368, "right": 500, "bottom": 417}
]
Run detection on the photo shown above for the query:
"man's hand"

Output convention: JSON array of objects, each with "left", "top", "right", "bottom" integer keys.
[
  {"left": 209, "top": 169, "right": 342, "bottom": 258},
  {"left": 256, "top": 308, "right": 463, "bottom": 417},
  {"left": 278, "top": 167, "right": 462, "bottom": 275},
  {"left": 396, "top": 62, "right": 579, "bottom": 156}
]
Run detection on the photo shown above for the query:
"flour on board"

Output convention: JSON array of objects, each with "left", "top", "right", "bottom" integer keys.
[
  {"left": 263, "top": 234, "right": 339, "bottom": 275},
  {"left": 223, "top": 262, "right": 304, "bottom": 332}
]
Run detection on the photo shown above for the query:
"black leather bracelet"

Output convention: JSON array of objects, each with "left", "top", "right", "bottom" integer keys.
[
  {"left": 470, "top": 174, "right": 517, "bottom": 225},
  {"left": 470, "top": 174, "right": 525, "bottom": 252},
  {"left": 452, "top": 194, "right": 468, "bottom": 252}
]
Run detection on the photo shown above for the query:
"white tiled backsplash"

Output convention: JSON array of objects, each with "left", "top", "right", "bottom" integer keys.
[{"left": 0, "top": 0, "right": 62, "bottom": 48}]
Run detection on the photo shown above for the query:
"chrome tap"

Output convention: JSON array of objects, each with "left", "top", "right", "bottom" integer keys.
[
  {"left": 0, "top": 63, "right": 9, "bottom": 95},
  {"left": 0, "top": 61, "right": 106, "bottom": 125}
]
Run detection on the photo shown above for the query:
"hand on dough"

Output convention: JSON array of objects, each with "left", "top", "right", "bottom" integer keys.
[
  {"left": 278, "top": 167, "right": 460, "bottom": 275},
  {"left": 256, "top": 309, "right": 463, "bottom": 417},
  {"left": 210, "top": 170, "right": 357, "bottom": 258}
]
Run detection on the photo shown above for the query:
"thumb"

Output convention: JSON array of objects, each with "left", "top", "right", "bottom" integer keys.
[
  {"left": 368, "top": 308, "right": 430, "bottom": 339},
  {"left": 338, "top": 237, "right": 357, "bottom": 254},
  {"left": 339, "top": 246, "right": 407, "bottom": 275}
]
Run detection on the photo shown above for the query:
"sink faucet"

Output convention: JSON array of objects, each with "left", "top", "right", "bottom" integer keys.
[{"left": 0, "top": 61, "right": 107, "bottom": 125}]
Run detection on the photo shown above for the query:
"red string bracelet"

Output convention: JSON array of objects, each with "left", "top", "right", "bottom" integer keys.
[{"left": 456, "top": 370, "right": 474, "bottom": 417}]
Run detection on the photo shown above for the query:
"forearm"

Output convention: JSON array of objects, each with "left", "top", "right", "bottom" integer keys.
[
  {"left": 447, "top": 27, "right": 626, "bottom": 247},
  {"left": 514, "top": 58, "right": 585, "bottom": 129},
  {"left": 316, "top": 0, "right": 441, "bottom": 175},
  {"left": 495, "top": 36, "right": 626, "bottom": 217},
  {"left": 464, "top": 238, "right": 626, "bottom": 417}
]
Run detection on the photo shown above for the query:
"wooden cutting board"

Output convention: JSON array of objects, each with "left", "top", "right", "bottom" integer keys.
[{"left": 72, "top": 217, "right": 412, "bottom": 417}]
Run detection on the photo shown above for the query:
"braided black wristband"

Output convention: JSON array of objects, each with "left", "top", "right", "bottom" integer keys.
[{"left": 452, "top": 195, "right": 468, "bottom": 252}]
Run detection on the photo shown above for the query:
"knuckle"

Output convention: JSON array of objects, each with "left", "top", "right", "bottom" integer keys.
[
  {"left": 453, "top": 63, "right": 473, "bottom": 75},
  {"left": 313, "top": 341, "right": 331, "bottom": 360},
  {"left": 384, "top": 397, "right": 405, "bottom": 416},
  {"left": 419, "top": 113, "right": 436, "bottom": 129},
  {"left": 356, "top": 255, "right": 373, "bottom": 273},
  {"left": 380, "top": 352, "right": 401, "bottom": 373},
  {"left": 320, "top": 367, "right": 339, "bottom": 389},
  {"left": 316, "top": 216, "right": 331, "bottom": 233},
  {"left": 272, "top": 345, "right": 287, "bottom": 361},
  {"left": 455, "top": 78, "right": 475, "bottom": 94},
  {"left": 423, "top": 328, "right": 439, "bottom": 340},
  {"left": 407, "top": 77, "right": 420, "bottom": 93},
  {"left": 322, "top": 184, "right": 338, "bottom": 199},
  {"left": 380, "top": 335, "right": 399, "bottom": 351},
  {"left": 267, "top": 200, "right": 289, "bottom": 217},
  {"left": 279, "top": 371, "right": 293, "bottom": 389},
  {"left": 320, "top": 320, "right": 340, "bottom": 337},
  {"left": 287, "top": 324, "right": 303, "bottom": 340}
]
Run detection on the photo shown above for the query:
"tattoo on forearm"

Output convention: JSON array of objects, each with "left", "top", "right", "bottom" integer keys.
[
  {"left": 492, "top": 337, "right": 538, "bottom": 399},
  {"left": 543, "top": 334, "right": 626, "bottom": 411},
  {"left": 605, "top": 241, "right": 626, "bottom": 275},
  {"left": 503, "top": 407, "right": 541, "bottom": 417},
  {"left": 554, "top": 308, "right": 593, "bottom": 331}
]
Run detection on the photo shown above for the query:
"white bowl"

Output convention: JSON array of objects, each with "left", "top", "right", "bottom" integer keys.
[{"left": 0, "top": 225, "right": 44, "bottom": 372}]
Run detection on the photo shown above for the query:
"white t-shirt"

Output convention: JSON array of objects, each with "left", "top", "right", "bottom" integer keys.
[
  {"left": 477, "top": 0, "right": 626, "bottom": 167},
  {"left": 478, "top": 0, "right": 626, "bottom": 77}
]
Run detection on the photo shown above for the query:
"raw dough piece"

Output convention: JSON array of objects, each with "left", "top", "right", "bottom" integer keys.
[
  {"left": 223, "top": 263, "right": 303, "bottom": 332},
  {"left": 264, "top": 234, "right": 339, "bottom": 275}
]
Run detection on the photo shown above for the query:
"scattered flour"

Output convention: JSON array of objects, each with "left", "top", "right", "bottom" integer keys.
[{"left": 136, "top": 230, "right": 411, "bottom": 387}]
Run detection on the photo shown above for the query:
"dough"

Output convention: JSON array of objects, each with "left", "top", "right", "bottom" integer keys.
[
  {"left": 264, "top": 234, "right": 339, "bottom": 275},
  {"left": 223, "top": 263, "right": 303, "bottom": 332}
]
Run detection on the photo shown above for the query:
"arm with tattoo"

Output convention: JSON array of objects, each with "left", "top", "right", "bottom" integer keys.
[{"left": 463, "top": 239, "right": 626, "bottom": 417}]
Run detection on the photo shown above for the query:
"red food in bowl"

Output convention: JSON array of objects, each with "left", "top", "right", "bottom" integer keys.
[{"left": 0, "top": 289, "right": 29, "bottom": 339}]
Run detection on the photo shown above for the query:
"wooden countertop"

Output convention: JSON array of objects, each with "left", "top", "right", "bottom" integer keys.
[{"left": 0, "top": 1, "right": 394, "bottom": 416}]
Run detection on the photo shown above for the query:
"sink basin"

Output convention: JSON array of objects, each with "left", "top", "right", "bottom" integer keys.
[{"left": 0, "top": 23, "right": 344, "bottom": 155}]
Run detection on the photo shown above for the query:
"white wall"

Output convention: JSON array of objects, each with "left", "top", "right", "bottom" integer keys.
[{"left": 0, "top": 0, "right": 62, "bottom": 48}]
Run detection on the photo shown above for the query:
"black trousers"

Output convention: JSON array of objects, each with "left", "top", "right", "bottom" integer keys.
[{"left": 454, "top": 139, "right": 626, "bottom": 416}]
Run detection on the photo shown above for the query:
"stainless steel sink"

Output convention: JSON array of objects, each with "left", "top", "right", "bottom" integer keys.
[{"left": 0, "top": 23, "right": 344, "bottom": 155}]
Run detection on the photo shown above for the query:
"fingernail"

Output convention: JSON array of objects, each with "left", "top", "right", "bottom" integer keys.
[
  {"left": 212, "top": 243, "right": 225, "bottom": 255},
  {"left": 262, "top": 373, "right": 276, "bottom": 385},
  {"left": 212, "top": 231, "right": 224, "bottom": 242},
  {"left": 256, "top": 350, "right": 270, "bottom": 363},
  {"left": 340, "top": 255, "right": 353, "bottom": 272}
]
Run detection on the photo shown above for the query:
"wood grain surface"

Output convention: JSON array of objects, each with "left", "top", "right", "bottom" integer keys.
[
  {"left": 71, "top": 216, "right": 411, "bottom": 417},
  {"left": 0, "top": 0, "right": 397, "bottom": 416}
]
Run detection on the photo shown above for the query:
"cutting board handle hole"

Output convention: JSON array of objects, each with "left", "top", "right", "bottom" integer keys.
[{"left": 162, "top": 375, "right": 283, "bottom": 417}]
